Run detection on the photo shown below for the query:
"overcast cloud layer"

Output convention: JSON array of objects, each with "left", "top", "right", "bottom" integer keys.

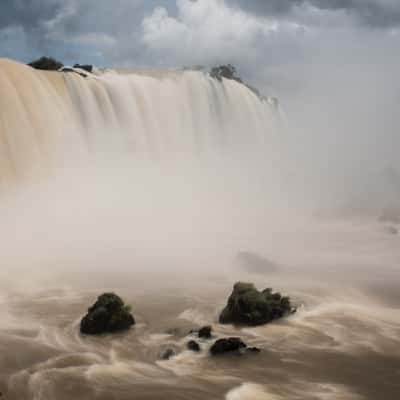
[
  {"left": 0, "top": 1, "right": 399, "bottom": 96},
  {"left": 0, "top": 1, "right": 398, "bottom": 77},
  {"left": 1, "top": 0, "right": 400, "bottom": 205},
  {"left": 1, "top": 0, "right": 400, "bottom": 67}
]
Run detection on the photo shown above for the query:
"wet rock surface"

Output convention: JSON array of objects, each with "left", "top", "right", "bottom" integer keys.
[
  {"left": 219, "top": 282, "right": 294, "bottom": 326},
  {"left": 210, "top": 338, "right": 247, "bottom": 356},
  {"left": 187, "top": 340, "right": 201, "bottom": 352},
  {"left": 160, "top": 348, "right": 176, "bottom": 360},
  {"left": 80, "top": 293, "right": 135, "bottom": 335},
  {"left": 198, "top": 326, "right": 212, "bottom": 339}
]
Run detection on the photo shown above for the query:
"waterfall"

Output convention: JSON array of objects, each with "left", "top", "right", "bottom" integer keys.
[{"left": 0, "top": 59, "right": 280, "bottom": 185}]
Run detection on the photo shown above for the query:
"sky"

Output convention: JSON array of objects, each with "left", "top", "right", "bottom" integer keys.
[
  {"left": 1, "top": 0, "right": 400, "bottom": 191},
  {"left": 1, "top": 0, "right": 399, "bottom": 95}
]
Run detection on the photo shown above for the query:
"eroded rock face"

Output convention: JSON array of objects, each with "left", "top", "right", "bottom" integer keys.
[
  {"left": 219, "top": 282, "right": 294, "bottom": 326},
  {"left": 210, "top": 338, "right": 246, "bottom": 356},
  {"left": 80, "top": 293, "right": 135, "bottom": 335}
]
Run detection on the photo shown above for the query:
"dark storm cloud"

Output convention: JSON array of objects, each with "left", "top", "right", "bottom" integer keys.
[
  {"left": 0, "top": 0, "right": 65, "bottom": 31},
  {"left": 1, "top": 0, "right": 399, "bottom": 68},
  {"left": 0, "top": 0, "right": 174, "bottom": 63},
  {"left": 231, "top": 0, "right": 302, "bottom": 15},
  {"left": 0, "top": 0, "right": 174, "bottom": 35},
  {"left": 232, "top": 0, "right": 400, "bottom": 28}
]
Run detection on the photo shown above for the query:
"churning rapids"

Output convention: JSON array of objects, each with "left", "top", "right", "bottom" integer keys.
[{"left": 0, "top": 59, "right": 399, "bottom": 399}]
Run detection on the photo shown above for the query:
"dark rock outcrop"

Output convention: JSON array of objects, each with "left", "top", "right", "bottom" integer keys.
[
  {"left": 187, "top": 340, "right": 201, "bottom": 352},
  {"left": 28, "top": 57, "right": 63, "bottom": 71},
  {"left": 80, "top": 293, "right": 135, "bottom": 335},
  {"left": 210, "top": 337, "right": 246, "bottom": 356},
  {"left": 219, "top": 282, "right": 294, "bottom": 326},
  {"left": 198, "top": 326, "right": 212, "bottom": 339}
]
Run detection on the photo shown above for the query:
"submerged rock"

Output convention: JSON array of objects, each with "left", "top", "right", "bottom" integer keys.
[
  {"left": 80, "top": 293, "right": 135, "bottom": 335},
  {"left": 189, "top": 325, "right": 213, "bottom": 339},
  {"left": 198, "top": 326, "right": 212, "bottom": 339},
  {"left": 247, "top": 346, "right": 261, "bottom": 353},
  {"left": 210, "top": 337, "right": 261, "bottom": 356},
  {"left": 379, "top": 207, "right": 400, "bottom": 224},
  {"left": 187, "top": 340, "right": 201, "bottom": 352},
  {"left": 210, "top": 337, "right": 246, "bottom": 356},
  {"left": 384, "top": 225, "right": 398, "bottom": 235},
  {"left": 219, "top": 282, "right": 294, "bottom": 326},
  {"left": 165, "top": 327, "right": 188, "bottom": 337},
  {"left": 160, "top": 348, "right": 176, "bottom": 360}
]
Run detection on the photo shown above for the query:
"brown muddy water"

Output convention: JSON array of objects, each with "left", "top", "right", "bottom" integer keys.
[{"left": 0, "top": 220, "right": 399, "bottom": 400}]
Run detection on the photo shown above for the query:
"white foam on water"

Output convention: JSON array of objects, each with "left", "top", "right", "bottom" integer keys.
[{"left": 226, "top": 383, "right": 277, "bottom": 400}]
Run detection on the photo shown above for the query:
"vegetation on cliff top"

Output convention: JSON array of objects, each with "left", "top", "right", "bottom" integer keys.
[{"left": 28, "top": 56, "right": 64, "bottom": 71}]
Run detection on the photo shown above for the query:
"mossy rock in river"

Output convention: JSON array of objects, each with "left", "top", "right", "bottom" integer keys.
[
  {"left": 80, "top": 293, "right": 135, "bottom": 335},
  {"left": 219, "top": 282, "right": 294, "bottom": 326}
]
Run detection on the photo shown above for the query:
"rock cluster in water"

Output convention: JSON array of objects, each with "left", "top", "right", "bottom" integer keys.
[
  {"left": 80, "top": 293, "right": 135, "bottom": 335},
  {"left": 219, "top": 282, "right": 294, "bottom": 326},
  {"left": 80, "top": 282, "right": 294, "bottom": 359}
]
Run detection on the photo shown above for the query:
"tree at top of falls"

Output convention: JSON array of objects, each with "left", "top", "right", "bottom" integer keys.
[
  {"left": 28, "top": 56, "right": 64, "bottom": 71},
  {"left": 210, "top": 64, "right": 243, "bottom": 83},
  {"left": 209, "top": 64, "right": 264, "bottom": 99}
]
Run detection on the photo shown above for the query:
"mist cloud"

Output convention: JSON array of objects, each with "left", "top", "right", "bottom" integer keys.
[{"left": 0, "top": 0, "right": 399, "bottom": 208}]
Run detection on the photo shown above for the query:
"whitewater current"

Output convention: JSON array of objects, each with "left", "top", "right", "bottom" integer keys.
[{"left": 0, "top": 59, "right": 399, "bottom": 400}]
